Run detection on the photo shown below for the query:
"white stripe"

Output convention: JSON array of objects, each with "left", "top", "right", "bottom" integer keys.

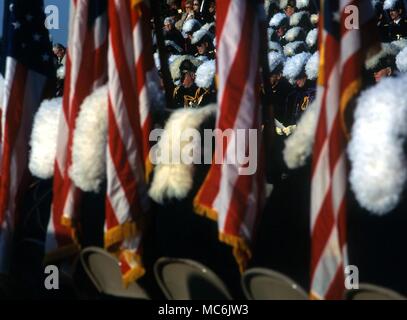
[
  {"left": 311, "top": 226, "right": 343, "bottom": 297},
  {"left": 108, "top": 43, "right": 144, "bottom": 182},
  {"left": 340, "top": 30, "right": 360, "bottom": 70},
  {"left": 214, "top": 8, "right": 259, "bottom": 233},
  {"left": 106, "top": 149, "right": 130, "bottom": 225},
  {"left": 68, "top": 0, "right": 89, "bottom": 109},
  {"left": 115, "top": 0, "right": 136, "bottom": 85}
]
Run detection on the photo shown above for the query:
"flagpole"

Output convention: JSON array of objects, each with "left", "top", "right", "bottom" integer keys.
[{"left": 150, "top": 0, "right": 174, "bottom": 109}]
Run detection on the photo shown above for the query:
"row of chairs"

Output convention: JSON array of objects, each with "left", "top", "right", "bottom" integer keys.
[{"left": 78, "top": 247, "right": 406, "bottom": 300}]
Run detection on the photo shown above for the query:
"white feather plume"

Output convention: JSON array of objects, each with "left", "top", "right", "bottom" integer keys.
[
  {"left": 182, "top": 19, "right": 202, "bottom": 34},
  {"left": 195, "top": 59, "right": 216, "bottom": 88},
  {"left": 279, "top": 0, "right": 288, "bottom": 9},
  {"left": 269, "top": 12, "right": 287, "bottom": 28},
  {"left": 296, "top": 0, "right": 309, "bottom": 9},
  {"left": 306, "top": 28, "right": 318, "bottom": 48},
  {"left": 56, "top": 65, "right": 65, "bottom": 80},
  {"left": 396, "top": 47, "right": 407, "bottom": 72},
  {"left": 305, "top": 51, "right": 319, "bottom": 80},
  {"left": 149, "top": 104, "right": 217, "bottom": 203},
  {"left": 283, "top": 40, "right": 307, "bottom": 57},
  {"left": 69, "top": 85, "right": 108, "bottom": 193},
  {"left": 29, "top": 98, "right": 62, "bottom": 179},
  {"left": 283, "top": 100, "right": 318, "bottom": 169},
  {"left": 268, "top": 51, "right": 285, "bottom": 73},
  {"left": 285, "top": 26, "right": 304, "bottom": 42},
  {"left": 283, "top": 51, "right": 311, "bottom": 81},
  {"left": 348, "top": 74, "right": 407, "bottom": 215},
  {"left": 191, "top": 29, "right": 212, "bottom": 45},
  {"left": 269, "top": 41, "right": 283, "bottom": 53},
  {"left": 365, "top": 42, "right": 399, "bottom": 70},
  {"left": 310, "top": 13, "right": 319, "bottom": 25},
  {"left": 383, "top": 0, "right": 398, "bottom": 10},
  {"left": 170, "top": 55, "right": 202, "bottom": 82},
  {"left": 290, "top": 11, "right": 308, "bottom": 27}
]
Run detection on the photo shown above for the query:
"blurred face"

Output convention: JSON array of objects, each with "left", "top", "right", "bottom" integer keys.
[
  {"left": 185, "top": 3, "right": 193, "bottom": 13},
  {"left": 296, "top": 77, "right": 307, "bottom": 88},
  {"left": 277, "top": 26, "right": 286, "bottom": 37},
  {"left": 53, "top": 47, "right": 65, "bottom": 59},
  {"left": 374, "top": 67, "right": 392, "bottom": 82},
  {"left": 193, "top": 1, "right": 200, "bottom": 12},
  {"left": 209, "top": 2, "right": 215, "bottom": 13},
  {"left": 196, "top": 42, "right": 208, "bottom": 55},
  {"left": 269, "top": 73, "right": 281, "bottom": 87},
  {"left": 182, "top": 71, "right": 195, "bottom": 87},
  {"left": 284, "top": 6, "right": 295, "bottom": 17},
  {"left": 389, "top": 9, "right": 402, "bottom": 21},
  {"left": 164, "top": 22, "right": 173, "bottom": 32}
]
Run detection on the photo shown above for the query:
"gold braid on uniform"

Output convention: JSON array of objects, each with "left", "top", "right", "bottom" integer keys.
[
  {"left": 300, "top": 96, "right": 309, "bottom": 111},
  {"left": 184, "top": 88, "right": 210, "bottom": 108}
]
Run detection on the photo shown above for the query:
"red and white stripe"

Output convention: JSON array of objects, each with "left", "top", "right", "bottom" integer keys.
[
  {"left": 0, "top": 58, "right": 48, "bottom": 272},
  {"left": 310, "top": 0, "right": 377, "bottom": 299},
  {"left": 106, "top": 0, "right": 157, "bottom": 283},
  {"left": 194, "top": 0, "right": 265, "bottom": 272},
  {"left": 46, "top": 0, "right": 107, "bottom": 261}
]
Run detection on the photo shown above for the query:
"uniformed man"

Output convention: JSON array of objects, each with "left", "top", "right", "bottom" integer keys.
[
  {"left": 191, "top": 29, "right": 216, "bottom": 60},
  {"left": 172, "top": 58, "right": 210, "bottom": 108},
  {"left": 383, "top": 0, "right": 407, "bottom": 41},
  {"left": 365, "top": 43, "right": 398, "bottom": 83},
  {"left": 282, "top": 52, "right": 316, "bottom": 127},
  {"left": 269, "top": 12, "right": 289, "bottom": 45}
]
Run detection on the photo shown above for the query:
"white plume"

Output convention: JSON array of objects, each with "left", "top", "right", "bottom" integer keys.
[
  {"left": 269, "top": 12, "right": 287, "bottom": 28},
  {"left": 182, "top": 19, "right": 202, "bottom": 34},
  {"left": 283, "top": 100, "right": 318, "bottom": 169},
  {"left": 305, "top": 51, "right": 319, "bottom": 80},
  {"left": 306, "top": 28, "right": 318, "bottom": 49},
  {"left": 396, "top": 47, "right": 407, "bottom": 72},
  {"left": 296, "top": 0, "right": 309, "bottom": 9},
  {"left": 149, "top": 104, "right": 217, "bottom": 203},
  {"left": 285, "top": 26, "right": 305, "bottom": 42},
  {"left": 348, "top": 74, "right": 407, "bottom": 215},
  {"left": 29, "top": 98, "right": 62, "bottom": 179},
  {"left": 268, "top": 51, "right": 285, "bottom": 73},
  {"left": 283, "top": 40, "right": 307, "bottom": 57},
  {"left": 195, "top": 59, "right": 216, "bottom": 88},
  {"left": 269, "top": 41, "right": 283, "bottom": 53},
  {"left": 283, "top": 51, "right": 311, "bottom": 81},
  {"left": 383, "top": 0, "right": 398, "bottom": 10},
  {"left": 69, "top": 85, "right": 108, "bottom": 193}
]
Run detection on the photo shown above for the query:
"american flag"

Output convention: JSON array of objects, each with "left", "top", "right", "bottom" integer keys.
[
  {"left": 106, "top": 0, "right": 159, "bottom": 283},
  {"left": 194, "top": 0, "right": 266, "bottom": 272},
  {"left": 310, "top": 0, "right": 378, "bottom": 299},
  {"left": 0, "top": 0, "right": 54, "bottom": 272},
  {"left": 46, "top": 0, "right": 108, "bottom": 262}
]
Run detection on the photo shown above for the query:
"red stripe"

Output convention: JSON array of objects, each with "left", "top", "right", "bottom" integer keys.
[
  {"left": 0, "top": 64, "right": 27, "bottom": 223},
  {"left": 325, "top": 263, "right": 345, "bottom": 300},
  {"left": 197, "top": 5, "right": 255, "bottom": 208},
  {"left": 215, "top": 0, "right": 231, "bottom": 44},
  {"left": 107, "top": 97, "right": 142, "bottom": 214}
]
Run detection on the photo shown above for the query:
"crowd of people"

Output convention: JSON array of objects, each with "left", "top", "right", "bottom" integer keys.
[{"left": 3, "top": 0, "right": 407, "bottom": 299}]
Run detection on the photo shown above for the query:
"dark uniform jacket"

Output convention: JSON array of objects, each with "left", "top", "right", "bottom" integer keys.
[
  {"left": 285, "top": 80, "right": 316, "bottom": 126},
  {"left": 173, "top": 84, "right": 214, "bottom": 108}
]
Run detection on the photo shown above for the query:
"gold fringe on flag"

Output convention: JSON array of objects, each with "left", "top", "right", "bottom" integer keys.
[
  {"left": 104, "top": 220, "right": 145, "bottom": 286},
  {"left": 43, "top": 215, "right": 81, "bottom": 264},
  {"left": 194, "top": 199, "right": 251, "bottom": 274}
]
